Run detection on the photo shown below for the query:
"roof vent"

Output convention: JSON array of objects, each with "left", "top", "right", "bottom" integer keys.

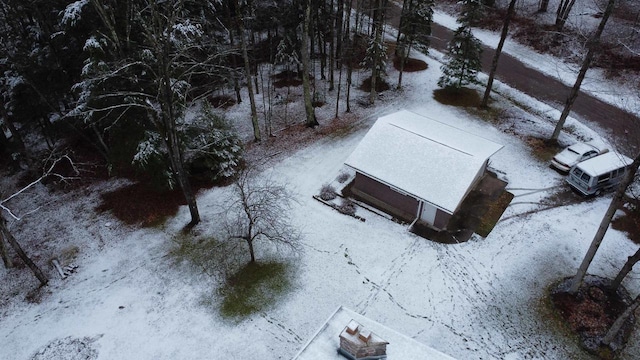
[{"left": 338, "top": 320, "right": 388, "bottom": 360}]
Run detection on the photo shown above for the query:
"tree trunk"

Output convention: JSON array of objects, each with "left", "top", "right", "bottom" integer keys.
[
  {"left": 346, "top": 0, "right": 356, "bottom": 113},
  {"left": 335, "top": 0, "right": 345, "bottom": 68},
  {"left": 569, "top": 150, "right": 640, "bottom": 294},
  {"left": 538, "top": 0, "right": 550, "bottom": 12},
  {"left": 247, "top": 238, "right": 256, "bottom": 263},
  {"left": 555, "top": 0, "right": 577, "bottom": 31},
  {"left": 235, "top": 0, "right": 261, "bottom": 141},
  {"left": 397, "top": 42, "right": 412, "bottom": 90},
  {"left": 250, "top": 31, "right": 259, "bottom": 95},
  {"left": 163, "top": 102, "right": 200, "bottom": 227},
  {"left": 0, "top": 129, "right": 7, "bottom": 155},
  {"left": 396, "top": 0, "right": 412, "bottom": 90},
  {"left": 0, "top": 230, "right": 13, "bottom": 268},
  {"left": 302, "top": 0, "right": 318, "bottom": 127},
  {"left": 159, "top": 33, "right": 200, "bottom": 226},
  {"left": 225, "top": 2, "right": 242, "bottom": 104},
  {"left": 396, "top": 0, "right": 410, "bottom": 44},
  {"left": 317, "top": 1, "right": 326, "bottom": 81},
  {"left": 229, "top": 38, "right": 242, "bottom": 105},
  {"left": 0, "top": 216, "right": 47, "bottom": 286},
  {"left": 0, "top": 96, "right": 25, "bottom": 151},
  {"left": 612, "top": 247, "right": 640, "bottom": 290},
  {"left": 335, "top": 57, "right": 343, "bottom": 118},
  {"left": 551, "top": 0, "right": 616, "bottom": 142},
  {"left": 481, "top": 0, "right": 517, "bottom": 108},
  {"left": 328, "top": 0, "right": 335, "bottom": 91},
  {"left": 369, "top": 0, "right": 386, "bottom": 105},
  {"left": 601, "top": 293, "right": 640, "bottom": 346}
]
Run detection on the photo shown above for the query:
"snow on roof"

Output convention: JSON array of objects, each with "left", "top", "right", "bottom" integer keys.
[
  {"left": 344, "top": 110, "right": 503, "bottom": 213},
  {"left": 576, "top": 151, "right": 634, "bottom": 176},
  {"left": 568, "top": 142, "right": 599, "bottom": 154},
  {"left": 293, "top": 306, "right": 456, "bottom": 360}
]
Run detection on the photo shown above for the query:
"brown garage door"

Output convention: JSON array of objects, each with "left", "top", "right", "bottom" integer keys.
[{"left": 352, "top": 173, "right": 419, "bottom": 222}]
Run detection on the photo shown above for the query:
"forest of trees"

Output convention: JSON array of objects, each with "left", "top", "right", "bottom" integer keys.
[{"left": 4, "top": 0, "right": 637, "bottom": 196}]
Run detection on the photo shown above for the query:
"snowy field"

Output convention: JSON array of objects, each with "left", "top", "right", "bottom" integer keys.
[{"left": 2, "top": 6, "right": 640, "bottom": 360}]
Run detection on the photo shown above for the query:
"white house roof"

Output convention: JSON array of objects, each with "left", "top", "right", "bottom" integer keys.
[
  {"left": 576, "top": 151, "right": 634, "bottom": 176},
  {"left": 344, "top": 110, "right": 503, "bottom": 213},
  {"left": 292, "top": 306, "right": 456, "bottom": 360}
]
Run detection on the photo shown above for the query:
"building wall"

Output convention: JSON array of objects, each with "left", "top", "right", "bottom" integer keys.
[
  {"left": 352, "top": 173, "right": 419, "bottom": 222},
  {"left": 434, "top": 209, "right": 452, "bottom": 230},
  {"left": 455, "top": 160, "right": 487, "bottom": 214}
]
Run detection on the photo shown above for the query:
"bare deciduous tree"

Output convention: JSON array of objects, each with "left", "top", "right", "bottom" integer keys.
[
  {"left": 551, "top": 0, "right": 616, "bottom": 142},
  {"left": 611, "top": 246, "right": 640, "bottom": 290},
  {"left": 555, "top": 0, "right": 577, "bottom": 31},
  {"left": 481, "top": 0, "right": 517, "bottom": 107},
  {"left": 569, "top": 151, "right": 640, "bottom": 294},
  {"left": 302, "top": 0, "right": 318, "bottom": 127},
  {"left": 1, "top": 155, "right": 78, "bottom": 286},
  {"left": 224, "top": 166, "right": 302, "bottom": 263},
  {"left": 233, "top": 0, "right": 261, "bottom": 141}
]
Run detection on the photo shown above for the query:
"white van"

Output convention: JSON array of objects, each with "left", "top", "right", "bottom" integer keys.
[{"left": 566, "top": 151, "right": 633, "bottom": 196}]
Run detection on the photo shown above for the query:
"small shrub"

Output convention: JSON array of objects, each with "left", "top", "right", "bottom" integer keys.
[
  {"left": 336, "top": 172, "right": 350, "bottom": 183},
  {"left": 319, "top": 184, "right": 337, "bottom": 201},
  {"left": 338, "top": 198, "right": 356, "bottom": 216}
]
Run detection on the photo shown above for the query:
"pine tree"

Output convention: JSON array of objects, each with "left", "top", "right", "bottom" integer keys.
[
  {"left": 396, "top": 0, "right": 434, "bottom": 89},
  {"left": 72, "top": 1, "right": 233, "bottom": 226},
  {"left": 460, "top": 0, "right": 483, "bottom": 27},
  {"left": 438, "top": 26, "right": 483, "bottom": 90}
]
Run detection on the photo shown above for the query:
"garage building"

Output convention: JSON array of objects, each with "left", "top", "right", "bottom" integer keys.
[{"left": 344, "top": 110, "right": 503, "bottom": 230}]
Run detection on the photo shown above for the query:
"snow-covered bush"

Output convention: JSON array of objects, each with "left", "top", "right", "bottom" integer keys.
[
  {"left": 337, "top": 172, "right": 350, "bottom": 183},
  {"left": 319, "top": 184, "right": 336, "bottom": 201},
  {"left": 338, "top": 198, "right": 356, "bottom": 216}
]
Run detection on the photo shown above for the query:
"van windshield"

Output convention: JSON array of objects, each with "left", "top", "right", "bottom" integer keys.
[{"left": 571, "top": 168, "right": 583, "bottom": 177}]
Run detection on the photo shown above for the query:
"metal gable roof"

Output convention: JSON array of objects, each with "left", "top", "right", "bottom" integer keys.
[{"left": 344, "top": 110, "right": 503, "bottom": 213}]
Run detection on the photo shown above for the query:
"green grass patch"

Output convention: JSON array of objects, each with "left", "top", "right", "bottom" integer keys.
[
  {"left": 476, "top": 191, "right": 514, "bottom": 237},
  {"left": 218, "top": 261, "right": 294, "bottom": 320},
  {"left": 169, "top": 235, "right": 222, "bottom": 274}
]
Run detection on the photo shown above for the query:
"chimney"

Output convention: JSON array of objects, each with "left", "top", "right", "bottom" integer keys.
[{"left": 338, "top": 320, "right": 388, "bottom": 360}]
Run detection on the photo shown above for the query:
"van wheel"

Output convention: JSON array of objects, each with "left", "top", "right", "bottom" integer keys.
[{"left": 595, "top": 189, "right": 602, "bottom": 196}]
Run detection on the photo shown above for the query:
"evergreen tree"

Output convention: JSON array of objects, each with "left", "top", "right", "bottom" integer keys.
[
  {"left": 438, "top": 26, "right": 483, "bottom": 90},
  {"left": 183, "top": 104, "right": 244, "bottom": 182},
  {"left": 72, "top": 1, "right": 234, "bottom": 226},
  {"left": 397, "top": 0, "right": 434, "bottom": 89},
  {"left": 459, "top": 0, "right": 483, "bottom": 27}
]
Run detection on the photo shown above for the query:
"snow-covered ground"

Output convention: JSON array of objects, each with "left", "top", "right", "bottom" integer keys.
[{"left": 2, "top": 5, "right": 640, "bottom": 360}]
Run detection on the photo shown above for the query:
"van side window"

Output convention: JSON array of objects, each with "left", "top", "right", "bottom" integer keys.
[{"left": 597, "top": 173, "right": 610, "bottom": 183}]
